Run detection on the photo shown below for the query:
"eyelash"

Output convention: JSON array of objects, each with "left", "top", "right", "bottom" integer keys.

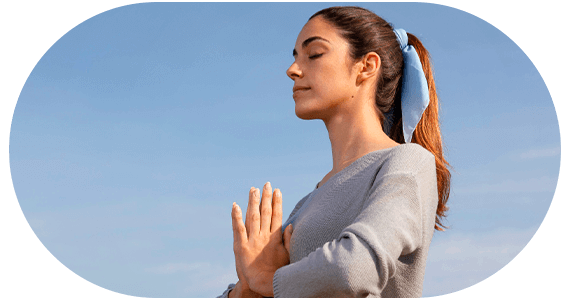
[{"left": 309, "top": 53, "right": 323, "bottom": 59}]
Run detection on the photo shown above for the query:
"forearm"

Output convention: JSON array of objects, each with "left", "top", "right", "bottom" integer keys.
[{"left": 273, "top": 231, "right": 394, "bottom": 297}]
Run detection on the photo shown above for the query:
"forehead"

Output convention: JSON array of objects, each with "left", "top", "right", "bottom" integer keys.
[{"left": 295, "top": 16, "right": 347, "bottom": 49}]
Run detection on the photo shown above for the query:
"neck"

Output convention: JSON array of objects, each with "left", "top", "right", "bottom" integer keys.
[{"left": 323, "top": 100, "right": 398, "bottom": 174}]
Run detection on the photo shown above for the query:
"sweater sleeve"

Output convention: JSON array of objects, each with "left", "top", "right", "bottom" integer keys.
[
  {"left": 272, "top": 171, "right": 425, "bottom": 297},
  {"left": 216, "top": 283, "right": 236, "bottom": 298}
]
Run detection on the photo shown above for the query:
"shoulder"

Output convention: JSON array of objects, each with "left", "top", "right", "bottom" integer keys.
[
  {"left": 387, "top": 143, "right": 434, "bottom": 164},
  {"left": 366, "top": 144, "right": 438, "bottom": 215},
  {"left": 376, "top": 143, "right": 435, "bottom": 177}
]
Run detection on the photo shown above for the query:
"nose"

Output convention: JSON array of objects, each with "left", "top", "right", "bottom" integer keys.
[{"left": 286, "top": 61, "right": 302, "bottom": 80}]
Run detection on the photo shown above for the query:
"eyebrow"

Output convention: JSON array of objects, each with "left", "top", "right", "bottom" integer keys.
[{"left": 292, "top": 36, "right": 331, "bottom": 57}]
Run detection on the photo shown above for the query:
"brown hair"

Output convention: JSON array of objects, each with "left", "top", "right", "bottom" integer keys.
[{"left": 310, "top": 6, "right": 451, "bottom": 231}]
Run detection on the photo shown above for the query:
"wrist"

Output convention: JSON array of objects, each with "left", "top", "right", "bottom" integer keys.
[
  {"left": 228, "top": 281, "right": 241, "bottom": 298},
  {"left": 230, "top": 280, "right": 264, "bottom": 298}
]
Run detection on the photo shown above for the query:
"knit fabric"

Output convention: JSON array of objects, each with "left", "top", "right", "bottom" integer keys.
[{"left": 220, "top": 143, "right": 439, "bottom": 297}]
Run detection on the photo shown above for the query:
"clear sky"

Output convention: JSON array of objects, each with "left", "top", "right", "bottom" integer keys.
[{"left": 7, "top": 2, "right": 561, "bottom": 298}]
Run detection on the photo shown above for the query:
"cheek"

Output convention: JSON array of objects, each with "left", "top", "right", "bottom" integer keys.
[{"left": 319, "top": 67, "right": 354, "bottom": 98}]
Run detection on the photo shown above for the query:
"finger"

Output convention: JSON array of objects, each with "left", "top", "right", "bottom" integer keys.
[
  {"left": 232, "top": 203, "right": 247, "bottom": 245},
  {"left": 260, "top": 182, "right": 273, "bottom": 234},
  {"left": 246, "top": 187, "right": 261, "bottom": 236},
  {"left": 283, "top": 224, "right": 293, "bottom": 254},
  {"left": 244, "top": 187, "right": 255, "bottom": 236},
  {"left": 270, "top": 188, "right": 283, "bottom": 233}
]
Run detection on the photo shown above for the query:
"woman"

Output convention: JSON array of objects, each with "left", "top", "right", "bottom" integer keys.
[{"left": 219, "top": 5, "right": 451, "bottom": 297}]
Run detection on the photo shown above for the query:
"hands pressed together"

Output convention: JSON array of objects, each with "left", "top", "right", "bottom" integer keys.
[{"left": 229, "top": 182, "right": 293, "bottom": 297}]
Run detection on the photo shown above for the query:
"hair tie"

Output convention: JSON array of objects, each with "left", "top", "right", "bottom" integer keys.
[{"left": 392, "top": 28, "right": 430, "bottom": 143}]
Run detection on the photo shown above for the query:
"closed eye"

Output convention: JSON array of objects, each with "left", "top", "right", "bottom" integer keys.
[{"left": 309, "top": 53, "right": 323, "bottom": 59}]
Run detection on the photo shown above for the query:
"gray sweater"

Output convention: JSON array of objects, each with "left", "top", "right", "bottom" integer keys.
[{"left": 220, "top": 143, "right": 439, "bottom": 297}]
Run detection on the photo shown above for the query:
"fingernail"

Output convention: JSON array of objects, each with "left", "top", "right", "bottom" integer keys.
[
  {"left": 265, "top": 182, "right": 271, "bottom": 189},
  {"left": 276, "top": 189, "right": 281, "bottom": 197}
]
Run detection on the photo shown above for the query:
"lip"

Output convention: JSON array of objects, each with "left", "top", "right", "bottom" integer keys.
[{"left": 292, "top": 86, "right": 311, "bottom": 93}]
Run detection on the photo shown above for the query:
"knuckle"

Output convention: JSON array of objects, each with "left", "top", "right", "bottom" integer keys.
[
  {"left": 250, "top": 198, "right": 259, "bottom": 206},
  {"left": 233, "top": 245, "right": 245, "bottom": 255},
  {"left": 273, "top": 201, "right": 281, "bottom": 208},
  {"left": 252, "top": 214, "right": 260, "bottom": 222},
  {"left": 262, "top": 207, "right": 272, "bottom": 216}
]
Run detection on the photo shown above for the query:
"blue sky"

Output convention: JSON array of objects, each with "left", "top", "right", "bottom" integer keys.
[{"left": 5, "top": 1, "right": 562, "bottom": 298}]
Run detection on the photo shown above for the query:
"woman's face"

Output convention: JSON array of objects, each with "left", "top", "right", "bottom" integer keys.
[{"left": 286, "top": 16, "right": 360, "bottom": 120}]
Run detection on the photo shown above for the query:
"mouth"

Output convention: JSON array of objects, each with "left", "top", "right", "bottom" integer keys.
[{"left": 293, "top": 87, "right": 311, "bottom": 94}]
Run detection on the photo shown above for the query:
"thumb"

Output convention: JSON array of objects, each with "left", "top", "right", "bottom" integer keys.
[{"left": 283, "top": 224, "right": 293, "bottom": 253}]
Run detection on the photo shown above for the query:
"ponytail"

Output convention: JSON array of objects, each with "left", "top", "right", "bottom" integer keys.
[{"left": 404, "top": 33, "right": 451, "bottom": 231}]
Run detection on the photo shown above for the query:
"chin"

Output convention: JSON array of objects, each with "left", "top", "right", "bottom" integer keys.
[
  {"left": 294, "top": 104, "right": 321, "bottom": 120},
  {"left": 295, "top": 109, "right": 313, "bottom": 120}
]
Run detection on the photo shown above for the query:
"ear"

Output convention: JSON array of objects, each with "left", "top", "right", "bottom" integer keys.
[{"left": 356, "top": 52, "right": 381, "bottom": 85}]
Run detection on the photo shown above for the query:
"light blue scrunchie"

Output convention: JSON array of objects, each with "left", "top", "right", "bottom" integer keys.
[{"left": 392, "top": 28, "right": 430, "bottom": 143}]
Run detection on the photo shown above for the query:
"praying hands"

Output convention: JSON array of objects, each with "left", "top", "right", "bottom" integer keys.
[{"left": 229, "top": 182, "right": 293, "bottom": 297}]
